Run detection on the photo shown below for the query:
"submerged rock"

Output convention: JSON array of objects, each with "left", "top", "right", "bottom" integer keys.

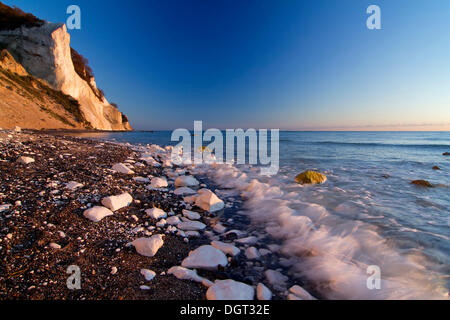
[
  {"left": 65, "top": 181, "right": 83, "bottom": 190},
  {"left": 289, "top": 285, "right": 316, "bottom": 300},
  {"left": 83, "top": 206, "right": 113, "bottom": 222},
  {"left": 132, "top": 235, "right": 164, "bottom": 257},
  {"left": 443, "top": 152, "right": 450, "bottom": 156},
  {"left": 206, "top": 280, "right": 254, "bottom": 300},
  {"left": 174, "top": 187, "right": 196, "bottom": 196},
  {"left": 181, "top": 245, "right": 228, "bottom": 270},
  {"left": 411, "top": 180, "right": 433, "bottom": 188},
  {"left": 295, "top": 170, "right": 327, "bottom": 184},
  {"left": 175, "top": 175, "right": 199, "bottom": 188},
  {"left": 211, "top": 241, "right": 240, "bottom": 257},
  {"left": 432, "top": 166, "right": 441, "bottom": 170}
]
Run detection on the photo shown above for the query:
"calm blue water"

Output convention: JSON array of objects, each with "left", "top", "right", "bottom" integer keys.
[{"left": 69, "top": 131, "right": 450, "bottom": 296}]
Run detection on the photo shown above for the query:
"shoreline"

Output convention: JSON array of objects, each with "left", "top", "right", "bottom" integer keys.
[{"left": 0, "top": 130, "right": 308, "bottom": 300}]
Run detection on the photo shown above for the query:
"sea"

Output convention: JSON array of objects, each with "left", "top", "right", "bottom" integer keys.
[{"left": 67, "top": 130, "right": 450, "bottom": 299}]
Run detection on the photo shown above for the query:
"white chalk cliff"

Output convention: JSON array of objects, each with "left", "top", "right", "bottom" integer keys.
[{"left": 0, "top": 22, "right": 132, "bottom": 130}]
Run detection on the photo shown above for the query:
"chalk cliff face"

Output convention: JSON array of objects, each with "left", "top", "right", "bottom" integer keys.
[{"left": 0, "top": 22, "right": 132, "bottom": 131}]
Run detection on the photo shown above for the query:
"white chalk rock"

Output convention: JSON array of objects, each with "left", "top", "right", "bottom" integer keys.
[
  {"left": 49, "top": 242, "right": 61, "bottom": 249},
  {"left": 65, "top": 181, "right": 83, "bottom": 190},
  {"left": 140, "top": 269, "right": 156, "bottom": 281},
  {"left": 132, "top": 235, "right": 164, "bottom": 257},
  {"left": 133, "top": 176, "right": 150, "bottom": 183},
  {"left": 211, "top": 241, "right": 240, "bottom": 257},
  {"left": 145, "top": 207, "right": 167, "bottom": 220},
  {"left": 177, "top": 220, "right": 206, "bottom": 231},
  {"left": 168, "top": 266, "right": 205, "bottom": 283},
  {"left": 175, "top": 175, "right": 200, "bottom": 188},
  {"left": 83, "top": 206, "right": 114, "bottom": 222},
  {"left": 245, "top": 247, "right": 261, "bottom": 260},
  {"left": 166, "top": 216, "right": 181, "bottom": 225},
  {"left": 236, "top": 236, "right": 258, "bottom": 245},
  {"left": 14, "top": 126, "right": 21, "bottom": 132},
  {"left": 150, "top": 177, "right": 168, "bottom": 188},
  {"left": 213, "top": 223, "right": 227, "bottom": 234},
  {"left": 101, "top": 192, "right": 133, "bottom": 211},
  {"left": 265, "top": 270, "right": 288, "bottom": 289},
  {"left": 257, "top": 283, "right": 272, "bottom": 300},
  {"left": 156, "top": 219, "right": 167, "bottom": 227},
  {"left": 17, "top": 156, "right": 35, "bottom": 164},
  {"left": 181, "top": 245, "right": 228, "bottom": 270},
  {"left": 206, "top": 280, "right": 254, "bottom": 300},
  {"left": 174, "top": 187, "right": 196, "bottom": 196},
  {"left": 112, "top": 163, "right": 134, "bottom": 175},
  {"left": 195, "top": 189, "right": 225, "bottom": 212},
  {"left": 289, "top": 285, "right": 316, "bottom": 300},
  {"left": 182, "top": 209, "right": 201, "bottom": 220}
]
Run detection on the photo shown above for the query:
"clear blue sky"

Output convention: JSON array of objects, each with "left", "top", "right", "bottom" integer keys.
[{"left": 5, "top": 0, "right": 450, "bottom": 130}]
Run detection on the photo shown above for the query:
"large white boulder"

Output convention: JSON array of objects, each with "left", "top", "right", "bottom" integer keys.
[
  {"left": 175, "top": 176, "right": 199, "bottom": 188},
  {"left": 145, "top": 207, "right": 167, "bottom": 220},
  {"left": 211, "top": 241, "right": 240, "bottom": 257},
  {"left": 16, "top": 156, "right": 35, "bottom": 164},
  {"left": 206, "top": 280, "right": 255, "bottom": 300},
  {"left": 101, "top": 192, "right": 133, "bottom": 211},
  {"left": 83, "top": 206, "right": 113, "bottom": 222},
  {"left": 150, "top": 177, "right": 168, "bottom": 188},
  {"left": 168, "top": 266, "right": 205, "bottom": 283},
  {"left": 132, "top": 235, "right": 164, "bottom": 257},
  {"left": 181, "top": 245, "right": 228, "bottom": 270},
  {"left": 177, "top": 220, "right": 206, "bottom": 231},
  {"left": 112, "top": 163, "right": 134, "bottom": 175},
  {"left": 195, "top": 189, "right": 224, "bottom": 212}
]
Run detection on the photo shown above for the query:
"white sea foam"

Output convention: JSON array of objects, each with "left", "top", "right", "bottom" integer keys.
[{"left": 191, "top": 162, "right": 449, "bottom": 300}]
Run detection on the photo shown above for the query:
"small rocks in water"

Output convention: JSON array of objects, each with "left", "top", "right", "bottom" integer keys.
[
  {"left": 245, "top": 247, "right": 261, "bottom": 260},
  {"left": 140, "top": 269, "right": 156, "bottom": 281},
  {"left": 146, "top": 207, "right": 167, "bottom": 220},
  {"left": 65, "top": 181, "right": 83, "bottom": 190},
  {"left": 211, "top": 241, "right": 240, "bottom": 256},
  {"left": 206, "top": 279, "right": 254, "bottom": 300},
  {"left": 256, "top": 283, "right": 272, "bottom": 300},
  {"left": 432, "top": 166, "right": 441, "bottom": 170},
  {"left": 83, "top": 206, "right": 114, "bottom": 222},
  {"left": 49, "top": 243, "right": 61, "bottom": 249},
  {"left": 16, "top": 156, "right": 35, "bottom": 164},
  {"left": 411, "top": 180, "right": 433, "bottom": 188},
  {"left": 168, "top": 266, "right": 205, "bottom": 283},
  {"left": 182, "top": 209, "right": 201, "bottom": 220},
  {"left": 150, "top": 177, "right": 168, "bottom": 188},
  {"left": 132, "top": 235, "right": 164, "bottom": 257},
  {"left": 174, "top": 187, "right": 196, "bottom": 196},
  {"left": 265, "top": 269, "right": 288, "bottom": 290},
  {"left": 289, "top": 285, "right": 316, "bottom": 300},
  {"left": 112, "top": 163, "right": 134, "bottom": 174},
  {"left": 443, "top": 152, "right": 450, "bottom": 156},
  {"left": 177, "top": 220, "right": 206, "bottom": 231},
  {"left": 195, "top": 189, "right": 225, "bottom": 212},
  {"left": 175, "top": 175, "right": 199, "bottom": 188},
  {"left": 101, "top": 192, "right": 133, "bottom": 211},
  {"left": 110, "top": 267, "right": 118, "bottom": 275},
  {"left": 181, "top": 245, "right": 228, "bottom": 270},
  {"left": 295, "top": 170, "right": 327, "bottom": 184}
]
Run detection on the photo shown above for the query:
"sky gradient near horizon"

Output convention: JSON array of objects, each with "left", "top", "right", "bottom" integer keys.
[{"left": 4, "top": 0, "right": 450, "bottom": 130}]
